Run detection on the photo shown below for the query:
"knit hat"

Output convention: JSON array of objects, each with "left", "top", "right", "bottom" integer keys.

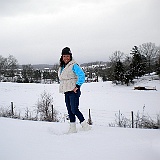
[{"left": 61, "top": 47, "right": 72, "bottom": 55}]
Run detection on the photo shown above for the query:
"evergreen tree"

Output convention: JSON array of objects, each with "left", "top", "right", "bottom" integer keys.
[
  {"left": 155, "top": 55, "right": 160, "bottom": 77},
  {"left": 0, "top": 56, "right": 7, "bottom": 76},
  {"left": 130, "top": 46, "right": 146, "bottom": 78},
  {"left": 114, "top": 60, "right": 124, "bottom": 84},
  {"left": 50, "top": 71, "right": 58, "bottom": 82},
  {"left": 33, "top": 70, "right": 41, "bottom": 82},
  {"left": 22, "top": 64, "right": 34, "bottom": 82}
]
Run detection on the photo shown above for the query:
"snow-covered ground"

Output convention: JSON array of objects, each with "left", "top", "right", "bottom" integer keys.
[{"left": 0, "top": 76, "right": 160, "bottom": 160}]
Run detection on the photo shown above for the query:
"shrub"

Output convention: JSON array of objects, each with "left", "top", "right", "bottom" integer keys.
[{"left": 36, "top": 91, "right": 59, "bottom": 122}]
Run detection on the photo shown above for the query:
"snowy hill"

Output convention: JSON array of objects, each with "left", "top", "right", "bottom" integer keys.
[
  {"left": 0, "top": 76, "right": 159, "bottom": 124},
  {"left": 0, "top": 77, "right": 160, "bottom": 160}
]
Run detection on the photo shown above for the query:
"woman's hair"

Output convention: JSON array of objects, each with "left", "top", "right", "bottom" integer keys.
[{"left": 59, "top": 55, "right": 72, "bottom": 67}]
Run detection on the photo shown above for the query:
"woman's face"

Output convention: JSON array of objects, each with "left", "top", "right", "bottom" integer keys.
[{"left": 62, "top": 55, "right": 71, "bottom": 64}]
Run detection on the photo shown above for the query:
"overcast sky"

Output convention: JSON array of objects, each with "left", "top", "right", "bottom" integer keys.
[{"left": 0, "top": 0, "right": 160, "bottom": 65}]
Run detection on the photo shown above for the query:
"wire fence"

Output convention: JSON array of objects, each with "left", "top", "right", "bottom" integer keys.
[
  {"left": 0, "top": 102, "right": 160, "bottom": 128},
  {"left": 81, "top": 108, "right": 160, "bottom": 128}
]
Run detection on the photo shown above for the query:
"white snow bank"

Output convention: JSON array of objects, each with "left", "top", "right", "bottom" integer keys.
[{"left": 0, "top": 117, "right": 160, "bottom": 160}]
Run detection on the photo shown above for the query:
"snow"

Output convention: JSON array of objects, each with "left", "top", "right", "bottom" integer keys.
[{"left": 0, "top": 77, "right": 160, "bottom": 160}]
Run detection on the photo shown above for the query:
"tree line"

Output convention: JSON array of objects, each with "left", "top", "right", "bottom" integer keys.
[
  {"left": 83, "top": 42, "right": 160, "bottom": 85},
  {"left": 0, "top": 55, "right": 59, "bottom": 83},
  {"left": 0, "top": 42, "right": 160, "bottom": 84}
]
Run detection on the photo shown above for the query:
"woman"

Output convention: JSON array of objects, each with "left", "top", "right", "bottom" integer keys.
[{"left": 58, "top": 47, "right": 91, "bottom": 133}]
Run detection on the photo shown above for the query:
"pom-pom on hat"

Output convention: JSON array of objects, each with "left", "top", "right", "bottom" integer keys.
[{"left": 61, "top": 47, "right": 72, "bottom": 55}]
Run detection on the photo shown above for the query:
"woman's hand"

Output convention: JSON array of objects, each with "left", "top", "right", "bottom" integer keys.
[{"left": 73, "top": 87, "right": 78, "bottom": 93}]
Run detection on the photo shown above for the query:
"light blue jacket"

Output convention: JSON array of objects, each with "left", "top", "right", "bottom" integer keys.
[{"left": 72, "top": 64, "right": 85, "bottom": 87}]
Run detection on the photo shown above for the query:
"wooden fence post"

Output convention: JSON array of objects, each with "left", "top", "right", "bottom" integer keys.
[
  {"left": 51, "top": 105, "right": 54, "bottom": 121},
  {"left": 131, "top": 111, "right": 134, "bottom": 128},
  {"left": 88, "top": 109, "right": 93, "bottom": 125},
  {"left": 119, "top": 110, "right": 121, "bottom": 127},
  {"left": 11, "top": 102, "right": 14, "bottom": 116}
]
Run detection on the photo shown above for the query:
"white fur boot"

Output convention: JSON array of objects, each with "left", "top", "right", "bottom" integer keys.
[
  {"left": 81, "top": 120, "right": 91, "bottom": 131},
  {"left": 67, "top": 122, "right": 77, "bottom": 134}
]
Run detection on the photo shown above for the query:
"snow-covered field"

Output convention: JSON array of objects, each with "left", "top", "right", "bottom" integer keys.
[{"left": 0, "top": 76, "right": 160, "bottom": 160}]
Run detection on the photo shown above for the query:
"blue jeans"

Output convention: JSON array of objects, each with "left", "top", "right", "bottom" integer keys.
[{"left": 65, "top": 89, "right": 85, "bottom": 123}]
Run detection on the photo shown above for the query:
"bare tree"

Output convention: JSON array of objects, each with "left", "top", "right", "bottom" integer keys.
[
  {"left": 139, "top": 42, "right": 159, "bottom": 74},
  {"left": 37, "top": 91, "right": 58, "bottom": 122},
  {"left": 7, "top": 55, "right": 18, "bottom": 80},
  {"left": 0, "top": 55, "right": 18, "bottom": 80},
  {"left": 109, "top": 51, "right": 125, "bottom": 63}
]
